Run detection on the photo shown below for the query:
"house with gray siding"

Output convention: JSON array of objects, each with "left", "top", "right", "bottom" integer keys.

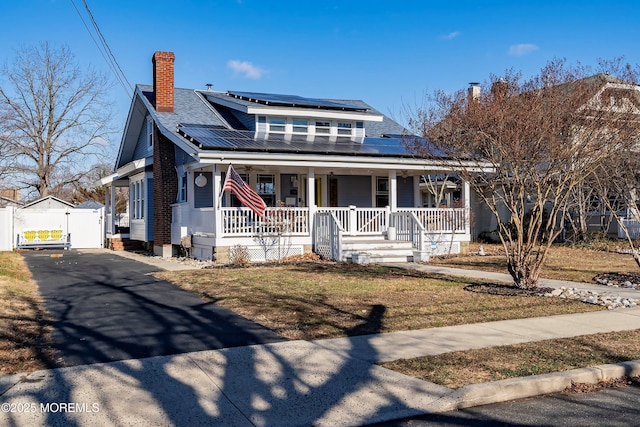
[{"left": 102, "top": 51, "right": 485, "bottom": 263}]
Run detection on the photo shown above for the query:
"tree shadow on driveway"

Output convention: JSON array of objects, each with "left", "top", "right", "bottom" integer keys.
[
  {"left": 2, "top": 297, "right": 451, "bottom": 426},
  {"left": 22, "top": 250, "right": 285, "bottom": 367}
]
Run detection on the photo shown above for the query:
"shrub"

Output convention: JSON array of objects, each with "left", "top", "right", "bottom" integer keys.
[{"left": 229, "top": 244, "right": 251, "bottom": 266}]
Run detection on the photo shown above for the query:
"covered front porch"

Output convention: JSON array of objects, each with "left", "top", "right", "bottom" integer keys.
[{"left": 170, "top": 162, "right": 471, "bottom": 263}]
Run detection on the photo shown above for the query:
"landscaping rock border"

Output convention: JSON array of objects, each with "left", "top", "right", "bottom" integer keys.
[{"left": 544, "top": 286, "right": 639, "bottom": 310}]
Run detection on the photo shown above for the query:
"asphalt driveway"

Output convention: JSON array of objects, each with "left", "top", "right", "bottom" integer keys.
[{"left": 22, "top": 250, "right": 285, "bottom": 367}]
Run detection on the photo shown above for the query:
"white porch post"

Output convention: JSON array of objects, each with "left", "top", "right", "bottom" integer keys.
[
  {"left": 109, "top": 184, "right": 116, "bottom": 235},
  {"left": 213, "top": 165, "right": 223, "bottom": 240},
  {"left": 308, "top": 168, "right": 317, "bottom": 243},
  {"left": 413, "top": 175, "right": 421, "bottom": 207},
  {"left": 307, "top": 168, "right": 315, "bottom": 208},
  {"left": 463, "top": 179, "right": 471, "bottom": 237},
  {"left": 388, "top": 170, "right": 397, "bottom": 211}
]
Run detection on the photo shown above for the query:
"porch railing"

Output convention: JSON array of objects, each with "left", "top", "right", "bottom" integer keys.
[
  {"left": 317, "top": 207, "right": 387, "bottom": 235},
  {"left": 397, "top": 208, "right": 467, "bottom": 234},
  {"left": 389, "top": 211, "right": 426, "bottom": 252},
  {"left": 221, "top": 207, "right": 310, "bottom": 236},
  {"left": 619, "top": 218, "right": 640, "bottom": 240},
  {"left": 105, "top": 213, "right": 129, "bottom": 235},
  {"left": 315, "top": 211, "right": 343, "bottom": 261}
]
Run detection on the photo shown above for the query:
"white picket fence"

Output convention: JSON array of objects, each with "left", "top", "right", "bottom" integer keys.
[{"left": 0, "top": 206, "right": 105, "bottom": 251}]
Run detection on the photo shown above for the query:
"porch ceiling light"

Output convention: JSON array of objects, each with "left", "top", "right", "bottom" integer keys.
[{"left": 195, "top": 173, "right": 207, "bottom": 187}]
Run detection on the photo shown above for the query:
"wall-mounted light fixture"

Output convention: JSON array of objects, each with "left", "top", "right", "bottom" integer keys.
[{"left": 195, "top": 173, "right": 207, "bottom": 187}]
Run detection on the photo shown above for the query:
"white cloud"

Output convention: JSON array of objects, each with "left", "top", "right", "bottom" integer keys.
[
  {"left": 227, "top": 60, "right": 265, "bottom": 79},
  {"left": 508, "top": 43, "right": 539, "bottom": 56},
  {"left": 441, "top": 31, "right": 461, "bottom": 40}
]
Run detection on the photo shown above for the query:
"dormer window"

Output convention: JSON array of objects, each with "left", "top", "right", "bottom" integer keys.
[
  {"left": 292, "top": 119, "right": 308, "bottom": 133},
  {"left": 268, "top": 117, "right": 286, "bottom": 133},
  {"left": 337, "top": 122, "right": 353, "bottom": 136},
  {"left": 254, "top": 115, "right": 364, "bottom": 141},
  {"left": 315, "top": 121, "right": 331, "bottom": 134}
]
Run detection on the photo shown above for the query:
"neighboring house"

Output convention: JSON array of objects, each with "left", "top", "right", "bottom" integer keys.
[
  {"left": 0, "top": 189, "right": 23, "bottom": 208},
  {"left": 466, "top": 74, "right": 640, "bottom": 241},
  {"left": 101, "top": 51, "right": 485, "bottom": 262},
  {"left": 0, "top": 196, "right": 24, "bottom": 208}
]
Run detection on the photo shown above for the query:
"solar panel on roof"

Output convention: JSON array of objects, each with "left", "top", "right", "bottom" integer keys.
[
  {"left": 226, "top": 91, "right": 368, "bottom": 112},
  {"left": 175, "top": 123, "right": 442, "bottom": 157}
]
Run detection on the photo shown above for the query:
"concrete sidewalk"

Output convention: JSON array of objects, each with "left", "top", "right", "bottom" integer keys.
[
  {"left": 3, "top": 252, "right": 640, "bottom": 426},
  {"left": 2, "top": 307, "right": 640, "bottom": 426},
  {"left": 388, "top": 263, "right": 640, "bottom": 300}
]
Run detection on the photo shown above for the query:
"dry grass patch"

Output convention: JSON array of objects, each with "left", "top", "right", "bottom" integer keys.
[
  {"left": 0, "top": 251, "right": 56, "bottom": 375},
  {"left": 431, "top": 243, "right": 640, "bottom": 283},
  {"left": 155, "top": 262, "right": 601, "bottom": 340},
  {"left": 380, "top": 329, "right": 640, "bottom": 389}
]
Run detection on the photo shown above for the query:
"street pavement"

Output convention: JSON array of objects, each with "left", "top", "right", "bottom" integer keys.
[
  {"left": 1, "top": 249, "right": 639, "bottom": 426},
  {"left": 374, "top": 381, "right": 640, "bottom": 426}
]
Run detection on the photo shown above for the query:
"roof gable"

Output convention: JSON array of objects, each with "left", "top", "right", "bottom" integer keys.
[
  {"left": 115, "top": 85, "right": 228, "bottom": 169},
  {"left": 22, "top": 195, "right": 75, "bottom": 209}
]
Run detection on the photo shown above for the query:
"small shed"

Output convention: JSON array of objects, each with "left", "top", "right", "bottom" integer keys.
[
  {"left": 3, "top": 195, "right": 105, "bottom": 250},
  {"left": 22, "top": 195, "right": 75, "bottom": 210}
]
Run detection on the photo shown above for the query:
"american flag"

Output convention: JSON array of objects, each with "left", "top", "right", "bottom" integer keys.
[{"left": 221, "top": 165, "right": 266, "bottom": 217}]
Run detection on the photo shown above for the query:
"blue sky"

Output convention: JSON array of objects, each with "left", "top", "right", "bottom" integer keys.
[{"left": 1, "top": 0, "right": 639, "bottom": 148}]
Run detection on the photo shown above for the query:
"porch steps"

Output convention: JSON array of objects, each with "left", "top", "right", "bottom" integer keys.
[
  {"left": 110, "top": 237, "right": 144, "bottom": 252},
  {"left": 341, "top": 236, "right": 414, "bottom": 263}
]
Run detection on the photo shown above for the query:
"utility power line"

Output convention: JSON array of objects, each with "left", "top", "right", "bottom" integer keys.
[{"left": 70, "top": 0, "right": 133, "bottom": 99}]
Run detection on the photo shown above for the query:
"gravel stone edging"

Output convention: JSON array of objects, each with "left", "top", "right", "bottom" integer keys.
[{"left": 544, "top": 287, "right": 640, "bottom": 309}]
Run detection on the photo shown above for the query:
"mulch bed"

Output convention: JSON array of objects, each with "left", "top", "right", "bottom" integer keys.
[
  {"left": 464, "top": 283, "right": 554, "bottom": 297},
  {"left": 563, "top": 376, "right": 640, "bottom": 394},
  {"left": 593, "top": 272, "right": 640, "bottom": 284}
]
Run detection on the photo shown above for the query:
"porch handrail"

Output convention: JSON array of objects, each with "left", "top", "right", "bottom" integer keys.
[
  {"left": 314, "top": 211, "right": 344, "bottom": 261},
  {"left": 221, "top": 207, "right": 310, "bottom": 236},
  {"left": 317, "top": 207, "right": 387, "bottom": 235},
  {"left": 389, "top": 211, "right": 426, "bottom": 252},
  {"left": 316, "top": 208, "right": 350, "bottom": 232},
  {"left": 397, "top": 207, "right": 466, "bottom": 234}
]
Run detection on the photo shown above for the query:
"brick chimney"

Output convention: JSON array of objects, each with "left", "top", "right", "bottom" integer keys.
[{"left": 152, "top": 51, "right": 175, "bottom": 113}]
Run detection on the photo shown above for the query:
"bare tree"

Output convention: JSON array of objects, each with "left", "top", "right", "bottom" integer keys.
[
  {"left": 0, "top": 42, "right": 115, "bottom": 199},
  {"left": 407, "top": 59, "right": 635, "bottom": 289},
  {"left": 566, "top": 59, "right": 640, "bottom": 243},
  {"left": 593, "top": 151, "right": 640, "bottom": 267}
]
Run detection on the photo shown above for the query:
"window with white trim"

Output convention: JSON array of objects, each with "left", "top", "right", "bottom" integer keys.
[
  {"left": 178, "top": 173, "right": 187, "bottom": 203},
  {"left": 268, "top": 117, "right": 286, "bottom": 133},
  {"left": 337, "top": 122, "right": 353, "bottom": 136},
  {"left": 292, "top": 119, "right": 308, "bottom": 133},
  {"left": 375, "top": 177, "right": 389, "bottom": 208},
  {"left": 229, "top": 172, "right": 249, "bottom": 207},
  {"left": 257, "top": 174, "right": 276, "bottom": 207},
  {"left": 131, "top": 179, "right": 145, "bottom": 219},
  {"left": 146, "top": 117, "right": 154, "bottom": 148},
  {"left": 315, "top": 121, "right": 331, "bottom": 134},
  {"left": 260, "top": 116, "right": 361, "bottom": 138}
]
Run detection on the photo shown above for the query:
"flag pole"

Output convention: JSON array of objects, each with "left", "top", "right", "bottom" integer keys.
[{"left": 217, "top": 164, "right": 232, "bottom": 208}]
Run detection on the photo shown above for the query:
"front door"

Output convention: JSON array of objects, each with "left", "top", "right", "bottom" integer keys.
[
  {"left": 314, "top": 178, "right": 323, "bottom": 207},
  {"left": 329, "top": 176, "right": 338, "bottom": 207}
]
